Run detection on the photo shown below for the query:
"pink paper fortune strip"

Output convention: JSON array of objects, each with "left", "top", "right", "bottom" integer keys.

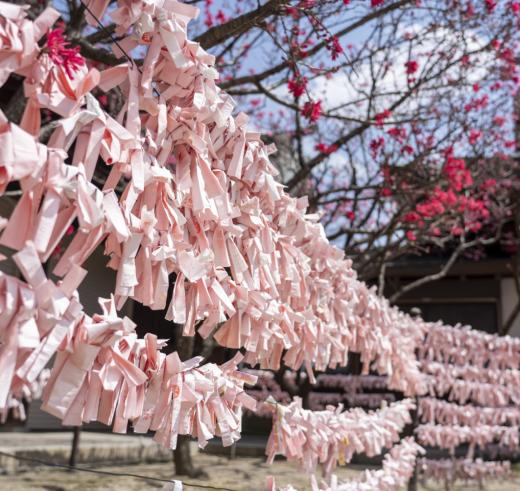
[
  {"left": 422, "top": 373, "right": 518, "bottom": 407},
  {"left": 0, "top": 0, "right": 425, "bottom": 398},
  {"left": 418, "top": 397, "right": 520, "bottom": 426},
  {"left": 418, "top": 322, "right": 520, "bottom": 370},
  {"left": 415, "top": 423, "right": 519, "bottom": 453},
  {"left": 0, "top": 244, "right": 257, "bottom": 449},
  {"left": 0, "top": 369, "right": 49, "bottom": 423},
  {"left": 419, "top": 458, "right": 512, "bottom": 485},
  {"left": 265, "top": 397, "right": 415, "bottom": 476},
  {"left": 1, "top": 1, "right": 520, "bottom": 457},
  {"left": 267, "top": 437, "right": 424, "bottom": 491}
]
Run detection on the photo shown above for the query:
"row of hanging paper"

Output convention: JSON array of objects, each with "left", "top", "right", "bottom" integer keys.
[{"left": 415, "top": 323, "right": 519, "bottom": 489}]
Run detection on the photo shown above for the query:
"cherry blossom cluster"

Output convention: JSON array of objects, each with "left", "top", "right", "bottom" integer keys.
[{"left": 401, "top": 150, "right": 496, "bottom": 240}]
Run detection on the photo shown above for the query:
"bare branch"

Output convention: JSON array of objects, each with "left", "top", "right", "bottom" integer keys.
[
  {"left": 195, "top": 0, "right": 289, "bottom": 50},
  {"left": 389, "top": 244, "right": 465, "bottom": 303},
  {"left": 219, "top": 0, "right": 412, "bottom": 90}
]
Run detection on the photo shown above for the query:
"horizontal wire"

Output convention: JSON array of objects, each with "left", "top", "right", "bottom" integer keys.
[
  {"left": 0, "top": 450, "right": 239, "bottom": 491},
  {"left": 77, "top": 0, "right": 161, "bottom": 98}
]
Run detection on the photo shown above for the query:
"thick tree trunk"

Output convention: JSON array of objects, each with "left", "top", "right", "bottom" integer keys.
[
  {"left": 68, "top": 427, "right": 81, "bottom": 469},
  {"left": 172, "top": 326, "right": 207, "bottom": 478},
  {"left": 173, "top": 435, "right": 205, "bottom": 477},
  {"left": 300, "top": 372, "right": 312, "bottom": 410}
]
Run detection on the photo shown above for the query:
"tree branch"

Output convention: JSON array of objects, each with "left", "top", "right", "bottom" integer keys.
[
  {"left": 195, "top": 0, "right": 289, "bottom": 50},
  {"left": 499, "top": 203, "right": 520, "bottom": 336},
  {"left": 73, "top": 37, "right": 126, "bottom": 67},
  {"left": 389, "top": 244, "right": 465, "bottom": 303},
  {"left": 218, "top": 0, "right": 412, "bottom": 90}
]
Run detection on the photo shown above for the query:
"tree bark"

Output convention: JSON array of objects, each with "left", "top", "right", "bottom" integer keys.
[
  {"left": 172, "top": 326, "right": 207, "bottom": 478},
  {"left": 173, "top": 435, "right": 206, "bottom": 477},
  {"left": 195, "top": 0, "right": 288, "bottom": 50},
  {"left": 299, "top": 372, "right": 312, "bottom": 410},
  {"left": 68, "top": 427, "right": 81, "bottom": 469},
  {"left": 3, "top": 84, "right": 26, "bottom": 125}
]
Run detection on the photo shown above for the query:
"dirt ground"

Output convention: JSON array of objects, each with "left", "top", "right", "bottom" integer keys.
[{"left": 0, "top": 451, "right": 518, "bottom": 491}]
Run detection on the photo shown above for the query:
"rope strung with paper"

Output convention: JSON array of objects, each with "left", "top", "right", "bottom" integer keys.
[
  {"left": 0, "top": 0, "right": 424, "bottom": 409},
  {"left": 414, "top": 322, "right": 520, "bottom": 487},
  {"left": 419, "top": 397, "right": 520, "bottom": 426},
  {"left": 0, "top": 243, "right": 257, "bottom": 449},
  {"left": 1, "top": 2, "right": 520, "bottom": 471},
  {"left": 244, "top": 371, "right": 394, "bottom": 417},
  {"left": 419, "top": 322, "right": 520, "bottom": 370},
  {"left": 266, "top": 438, "right": 424, "bottom": 491},
  {"left": 419, "top": 458, "right": 512, "bottom": 487},
  {"left": 265, "top": 397, "right": 415, "bottom": 477}
]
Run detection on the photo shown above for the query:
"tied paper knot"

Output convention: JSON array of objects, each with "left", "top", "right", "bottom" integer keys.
[
  {"left": 0, "top": 0, "right": 429, "bottom": 398},
  {"left": 267, "top": 438, "right": 424, "bottom": 491},
  {"left": 0, "top": 1, "right": 519, "bottom": 455},
  {"left": 265, "top": 397, "right": 415, "bottom": 477}
]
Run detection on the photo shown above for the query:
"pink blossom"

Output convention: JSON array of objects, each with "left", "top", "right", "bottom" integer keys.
[
  {"left": 45, "top": 28, "right": 85, "bottom": 79},
  {"left": 485, "top": 0, "right": 497, "bottom": 12},
  {"left": 374, "top": 109, "right": 392, "bottom": 127},
  {"left": 468, "top": 129, "right": 482, "bottom": 145},
  {"left": 315, "top": 142, "right": 339, "bottom": 155},
  {"left": 288, "top": 77, "right": 308, "bottom": 98},
  {"left": 387, "top": 127, "right": 407, "bottom": 141},
  {"left": 404, "top": 212, "right": 420, "bottom": 223},
  {"left": 405, "top": 60, "right": 419, "bottom": 74},
  {"left": 327, "top": 36, "right": 343, "bottom": 61},
  {"left": 215, "top": 9, "right": 227, "bottom": 23},
  {"left": 302, "top": 100, "right": 322, "bottom": 122},
  {"left": 451, "top": 225, "right": 464, "bottom": 236},
  {"left": 481, "top": 178, "right": 497, "bottom": 190},
  {"left": 370, "top": 137, "right": 385, "bottom": 158},
  {"left": 406, "top": 230, "right": 417, "bottom": 241}
]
